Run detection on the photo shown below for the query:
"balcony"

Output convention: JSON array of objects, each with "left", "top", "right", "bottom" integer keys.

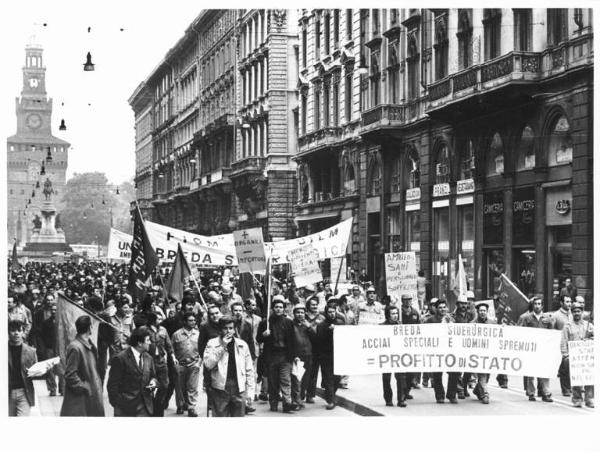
[
  {"left": 297, "top": 127, "right": 343, "bottom": 157},
  {"left": 230, "top": 156, "right": 266, "bottom": 177},
  {"left": 359, "top": 99, "right": 427, "bottom": 141},
  {"left": 427, "top": 34, "right": 593, "bottom": 118},
  {"left": 199, "top": 168, "right": 232, "bottom": 188}
]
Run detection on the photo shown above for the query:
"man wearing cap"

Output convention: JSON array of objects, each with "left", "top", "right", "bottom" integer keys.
[
  {"left": 470, "top": 303, "right": 496, "bottom": 404},
  {"left": 424, "top": 299, "right": 459, "bottom": 403},
  {"left": 347, "top": 285, "right": 365, "bottom": 324},
  {"left": 290, "top": 305, "right": 314, "bottom": 409},
  {"left": 452, "top": 292, "right": 475, "bottom": 399},
  {"left": 553, "top": 295, "right": 573, "bottom": 396},
  {"left": 381, "top": 305, "right": 407, "bottom": 407},
  {"left": 518, "top": 295, "right": 554, "bottom": 402},
  {"left": 560, "top": 300, "right": 594, "bottom": 408},
  {"left": 400, "top": 294, "right": 420, "bottom": 394},
  {"left": 357, "top": 286, "right": 383, "bottom": 324},
  {"left": 420, "top": 298, "right": 438, "bottom": 388}
]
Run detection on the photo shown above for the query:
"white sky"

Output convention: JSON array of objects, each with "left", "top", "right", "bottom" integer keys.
[{"left": 0, "top": 0, "right": 202, "bottom": 185}]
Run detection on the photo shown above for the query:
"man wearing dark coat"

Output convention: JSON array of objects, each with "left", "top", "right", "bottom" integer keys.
[
  {"left": 107, "top": 326, "right": 158, "bottom": 416},
  {"left": 60, "top": 315, "right": 105, "bottom": 416}
]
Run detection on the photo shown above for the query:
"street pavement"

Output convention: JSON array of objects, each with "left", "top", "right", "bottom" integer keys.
[
  {"left": 30, "top": 377, "right": 358, "bottom": 418},
  {"left": 331, "top": 374, "right": 594, "bottom": 416}
]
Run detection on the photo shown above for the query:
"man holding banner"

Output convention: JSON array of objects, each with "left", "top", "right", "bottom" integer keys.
[
  {"left": 560, "top": 300, "right": 594, "bottom": 408},
  {"left": 380, "top": 305, "right": 407, "bottom": 408}
]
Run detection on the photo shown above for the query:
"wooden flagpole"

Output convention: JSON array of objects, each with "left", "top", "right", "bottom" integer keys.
[{"left": 333, "top": 255, "right": 345, "bottom": 296}]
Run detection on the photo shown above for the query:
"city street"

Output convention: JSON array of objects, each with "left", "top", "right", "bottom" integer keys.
[{"left": 31, "top": 373, "right": 591, "bottom": 417}]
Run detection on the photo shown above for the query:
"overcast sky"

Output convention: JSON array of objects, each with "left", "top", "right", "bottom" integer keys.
[{"left": 1, "top": 0, "right": 202, "bottom": 185}]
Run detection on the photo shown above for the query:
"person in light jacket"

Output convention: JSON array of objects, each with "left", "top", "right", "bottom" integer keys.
[
  {"left": 60, "top": 315, "right": 105, "bottom": 416},
  {"left": 203, "top": 316, "right": 255, "bottom": 417}
]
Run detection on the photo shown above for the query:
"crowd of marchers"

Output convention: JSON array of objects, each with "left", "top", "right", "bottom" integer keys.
[{"left": 7, "top": 260, "right": 594, "bottom": 416}]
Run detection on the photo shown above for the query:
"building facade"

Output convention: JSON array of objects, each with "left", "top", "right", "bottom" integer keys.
[
  {"left": 7, "top": 43, "right": 70, "bottom": 247},
  {"left": 295, "top": 8, "right": 592, "bottom": 308}
]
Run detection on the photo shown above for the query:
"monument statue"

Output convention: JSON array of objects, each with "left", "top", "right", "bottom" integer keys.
[
  {"left": 32, "top": 214, "right": 42, "bottom": 229},
  {"left": 43, "top": 177, "right": 54, "bottom": 201}
]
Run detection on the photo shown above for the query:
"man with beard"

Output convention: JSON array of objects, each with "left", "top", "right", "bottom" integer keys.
[
  {"left": 257, "top": 298, "right": 296, "bottom": 413},
  {"left": 313, "top": 302, "right": 346, "bottom": 410},
  {"left": 381, "top": 305, "right": 407, "bottom": 407},
  {"left": 561, "top": 300, "right": 594, "bottom": 408}
]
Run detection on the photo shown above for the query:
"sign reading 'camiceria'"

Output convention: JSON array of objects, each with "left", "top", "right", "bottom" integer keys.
[{"left": 334, "top": 323, "right": 562, "bottom": 378}]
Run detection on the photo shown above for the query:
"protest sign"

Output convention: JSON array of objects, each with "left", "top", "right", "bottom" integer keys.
[
  {"left": 568, "top": 340, "right": 594, "bottom": 386},
  {"left": 233, "top": 228, "right": 267, "bottom": 274},
  {"left": 385, "top": 252, "right": 418, "bottom": 309},
  {"left": 107, "top": 228, "right": 133, "bottom": 260},
  {"left": 334, "top": 323, "right": 562, "bottom": 377},
  {"left": 288, "top": 244, "right": 322, "bottom": 288},
  {"left": 330, "top": 256, "right": 348, "bottom": 286},
  {"left": 358, "top": 311, "right": 385, "bottom": 325}
]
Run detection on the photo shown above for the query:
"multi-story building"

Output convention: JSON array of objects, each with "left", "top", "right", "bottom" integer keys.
[
  {"left": 232, "top": 9, "right": 299, "bottom": 241},
  {"left": 7, "top": 42, "right": 70, "bottom": 247},
  {"left": 296, "top": 8, "right": 593, "bottom": 308}
]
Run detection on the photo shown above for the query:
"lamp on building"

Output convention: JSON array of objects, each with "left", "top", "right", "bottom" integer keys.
[
  {"left": 83, "top": 52, "right": 95, "bottom": 71},
  {"left": 59, "top": 119, "right": 66, "bottom": 131},
  {"left": 46, "top": 147, "right": 52, "bottom": 162},
  {"left": 40, "top": 163, "right": 46, "bottom": 175},
  {"left": 357, "top": 56, "right": 369, "bottom": 75},
  {"left": 31, "top": 145, "right": 36, "bottom": 152},
  {"left": 242, "top": 121, "right": 251, "bottom": 129},
  {"left": 31, "top": 190, "right": 35, "bottom": 198},
  {"left": 190, "top": 156, "right": 196, "bottom": 164},
  {"left": 35, "top": 181, "right": 40, "bottom": 188}
]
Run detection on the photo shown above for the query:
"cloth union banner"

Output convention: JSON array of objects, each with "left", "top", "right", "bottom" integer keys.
[
  {"left": 334, "top": 323, "right": 562, "bottom": 378},
  {"left": 568, "top": 340, "right": 594, "bottom": 386},
  {"left": 107, "top": 228, "right": 133, "bottom": 260}
]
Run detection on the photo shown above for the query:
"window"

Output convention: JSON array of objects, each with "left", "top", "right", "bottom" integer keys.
[
  {"left": 390, "top": 156, "right": 401, "bottom": 193},
  {"left": 314, "top": 85, "right": 321, "bottom": 130},
  {"left": 460, "top": 140, "right": 475, "bottom": 180},
  {"left": 407, "top": 150, "right": 420, "bottom": 189},
  {"left": 487, "top": 132, "right": 504, "bottom": 175},
  {"left": 344, "top": 67, "right": 353, "bottom": 122},
  {"left": 407, "top": 34, "right": 419, "bottom": 100},
  {"left": 435, "top": 144, "right": 450, "bottom": 184},
  {"left": 367, "top": 157, "right": 381, "bottom": 196},
  {"left": 369, "top": 52, "right": 380, "bottom": 107},
  {"left": 324, "top": 12, "right": 331, "bottom": 55},
  {"left": 333, "top": 10, "right": 340, "bottom": 49},
  {"left": 332, "top": 75, "right": 340, "bottom": 126},
  {"left": 574, "top": 8, "right": 584, "bottom": 30},
  {"left": 301, "top": 91, "right": 307, "bottom": 135},
  {"left": 315, "top": 15, "right": 321, "bottom": 59},
  {"left": 483, "top": 9, "right": 501, "bottom": 60},
  {"left": 346, "top": 9, "right": 352, "bottom": 40},
  {"left": 302, "top": 28, "right": 307, "bottom": 67},
  {"left": 390, "top": 9, "right": 399, "bottom": 26},
  {"left": 434, "top": 14, "right": 448, "bottom": 80},
  {"left": 388, "top": 42, "right": 399, "bottom": 104},
  {"left": 516, "top": 125, "right": 535, "bottom": 171},
  {"left": 547, "top": 9, "right": 568, "bottom": 46},
  {"left": 514, "top": 9, "right": 532, "bottom": 51},
  {"left": 323, "top": 78, "right": 330, "bottom": 127},
  {"left": 372, "top": 9, "right": 380, "bottom": 36},
  {"left": 344, "top": 162, "right": 356, "bottom": 195},
  {"left": 548, "top": 115, "right": 572, "bottom": 166}
]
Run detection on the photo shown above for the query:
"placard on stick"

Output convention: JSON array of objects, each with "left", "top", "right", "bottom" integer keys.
[
  {"left": 385, "top": 251, "right": 418, "bottom": 309},
  {"left": 233, "top": 228, "right": 267, "bottom": 274},
  {"left": 288, "top": 244, "right": 322, "bottom": 288},
  {"left": 568, "top": 340, "right": 594, "bottom": 386}
]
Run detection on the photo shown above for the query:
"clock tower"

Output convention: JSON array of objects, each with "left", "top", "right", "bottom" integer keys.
[{"left": 7, "top": 42, "right": 70, "bottom": 248}]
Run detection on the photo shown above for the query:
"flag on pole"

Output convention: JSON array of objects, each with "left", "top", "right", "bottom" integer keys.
[
  {"left": 55, "top": 292, "right": 101, "bottom": 376},
  {"left": 10, "top": 239, "right": 19, "bottom": 271},
  {"left": 452, "top": 253, "right": 468, "bottom": 300},
  {"left": 496, "top": 273, "right": 530, "bottom": 324},
  {"left": 127, "top": 205, "right": 159, "bottom": 302},
  {"left": 165, "top": 242, "right": 192, "bottom": 303}
]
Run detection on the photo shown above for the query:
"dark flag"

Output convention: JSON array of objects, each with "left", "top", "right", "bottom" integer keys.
[
  {"left": 10, "top": 239, "right": 19, "bottom": 271},
  {"left": 165, "top": 242, "right": 191, "bottom": 303},
  {"left": 496, "top": 273, "right": 530, "bottom": 325},
  {"left": 127, "top": 205, "right": 159, "bottom": 302},
  {"left": 55, "top": 292, "right": 101, "bottom": 375}
]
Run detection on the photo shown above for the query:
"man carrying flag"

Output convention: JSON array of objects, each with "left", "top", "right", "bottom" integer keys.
[
  {"left": 165, "top": 242, "right": 191, "bottom": 304},
  {"left": 11, "top": 238, "right": 19, "bottom": 272},
  {"left": 495, "top": 272, "right": 530, "bottom": 325},
  {"left": 128, "top": 204, "right": 159, "bottom": 303}
]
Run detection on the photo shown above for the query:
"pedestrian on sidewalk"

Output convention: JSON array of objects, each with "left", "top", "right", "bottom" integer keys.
[
  {"left": 203, "top": 316, "right": 254, "bottom": 417},
  {"left": 560, "top": 300, "right": 594, "bottom": 408},
  {"left": 60, "top": 315, "right": 105, "bottom": 416},
  {"left": 470, "top": 303, "right": 496, "bottom": 404},
  {"left": 518, "top": 295, "right": 554, "bottom": 403},
  {"left": 381, "top": 305, "right": 407, "bottom": 407},
  {"left": 8, "top": 320, "right": 37, "bottom": 416}
]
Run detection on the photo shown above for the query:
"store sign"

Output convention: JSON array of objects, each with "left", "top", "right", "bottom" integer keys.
[
  {"left": 456, "top": 178, "right": 474, "bottom": 195},
  {"left": 483, "top": 192, "right": 504, "bottom": 245},
  {"left": 555, "top": 200, "right": 571, "bottom": 215},
  {"left": 432, "top": 183, "right": 450, "bottom": 197},
  {"left": 513, "top": 188, "right": 535, "bottom": 245},
  {"left": 406, "top": 187, "right": 421, "bottom": 202}
]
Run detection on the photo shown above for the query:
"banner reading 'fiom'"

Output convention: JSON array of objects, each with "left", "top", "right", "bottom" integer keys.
[{"left": 334, "top": 323, "right": 562, "bottom": 378}]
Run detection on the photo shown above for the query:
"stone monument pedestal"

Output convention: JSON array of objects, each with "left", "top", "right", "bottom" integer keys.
[{"left": 22, "top": 194, "right": 72, "bottom": 257}]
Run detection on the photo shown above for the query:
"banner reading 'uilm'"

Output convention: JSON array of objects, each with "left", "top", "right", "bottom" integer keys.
[{"left": 334, "top": 323, "right": 562, "bottom": 378}]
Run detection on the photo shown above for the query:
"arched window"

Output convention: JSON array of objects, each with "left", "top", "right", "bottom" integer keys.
[
  {"left": 460, "top": 140, "right": 475, "bottom": 179},
  {"left": 457, "top": 9, "right": 472, "bottom": 70},
  {"left": 407, "top": 149, "right": 420, "bottom": 189},
  {"left": 434, "top": 13, "right": 448, "bottom": 80},
  {"left": 548, "top": 115, "right": 572, "bottom": 166},
  {"left": 367, "top": 157, "right": 381, "bottom": 196},
  {"left": 407, "top": 34, "right": 419, "bottom": 100},
  {"left": 517, "top": 125, "right": 535, "bottom": 171},
  {"left": 390, "top": 155, "right": 402, "bottom": 193},
  {"left": 435, "top": 144, "right": 450, "bottom": 184},
  {"left": 487, "top": 132, "right": 504, "bottom": 175},
  {"left": 343, "top": 162, "right": 356, "bottom": 195},
  {"left": 483, "top": 9, "right": 501, "bottom": 60}
]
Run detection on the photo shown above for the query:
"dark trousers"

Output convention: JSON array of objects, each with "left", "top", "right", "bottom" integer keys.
[
  {"left": 163, "top": 357, "right": 177, "bottom": 409},
  {"left": 267, "top": 352, "right": 292, "bottom": 407},
  {"left": 457, "top": 373, "right": 471, "bottom": 396},
  {"left": 558, "top": 358, "right": 571, "bottom": 394},
  {"left": 432, "top": 372, "right": 459, "bottom": 401},
  {"left": 114, "top": 399, "right": 150, "bottom": 417},
  {"left": 317, "top": 353, "right": 340, "bottom": 404},
  {"left": 210, "top": 379, "right": 245, "bottom": 417},
  {"left": 153, "top": 363, "right": 169, "bottom": 417},
  {"left": 382, "top": 372, "right": 406, "bottom": 403},
  {"left": 403, "top": 372, "right": 417, "bottom": 396},
  {"left": 306, "top": 354, "right": 320, "bottom": 399},
  {"left": 496, "top": 374, "right": 508, "bottom": 386},
  {"left": 291, "top": 355, "right": 313, "bottom": 404}
]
